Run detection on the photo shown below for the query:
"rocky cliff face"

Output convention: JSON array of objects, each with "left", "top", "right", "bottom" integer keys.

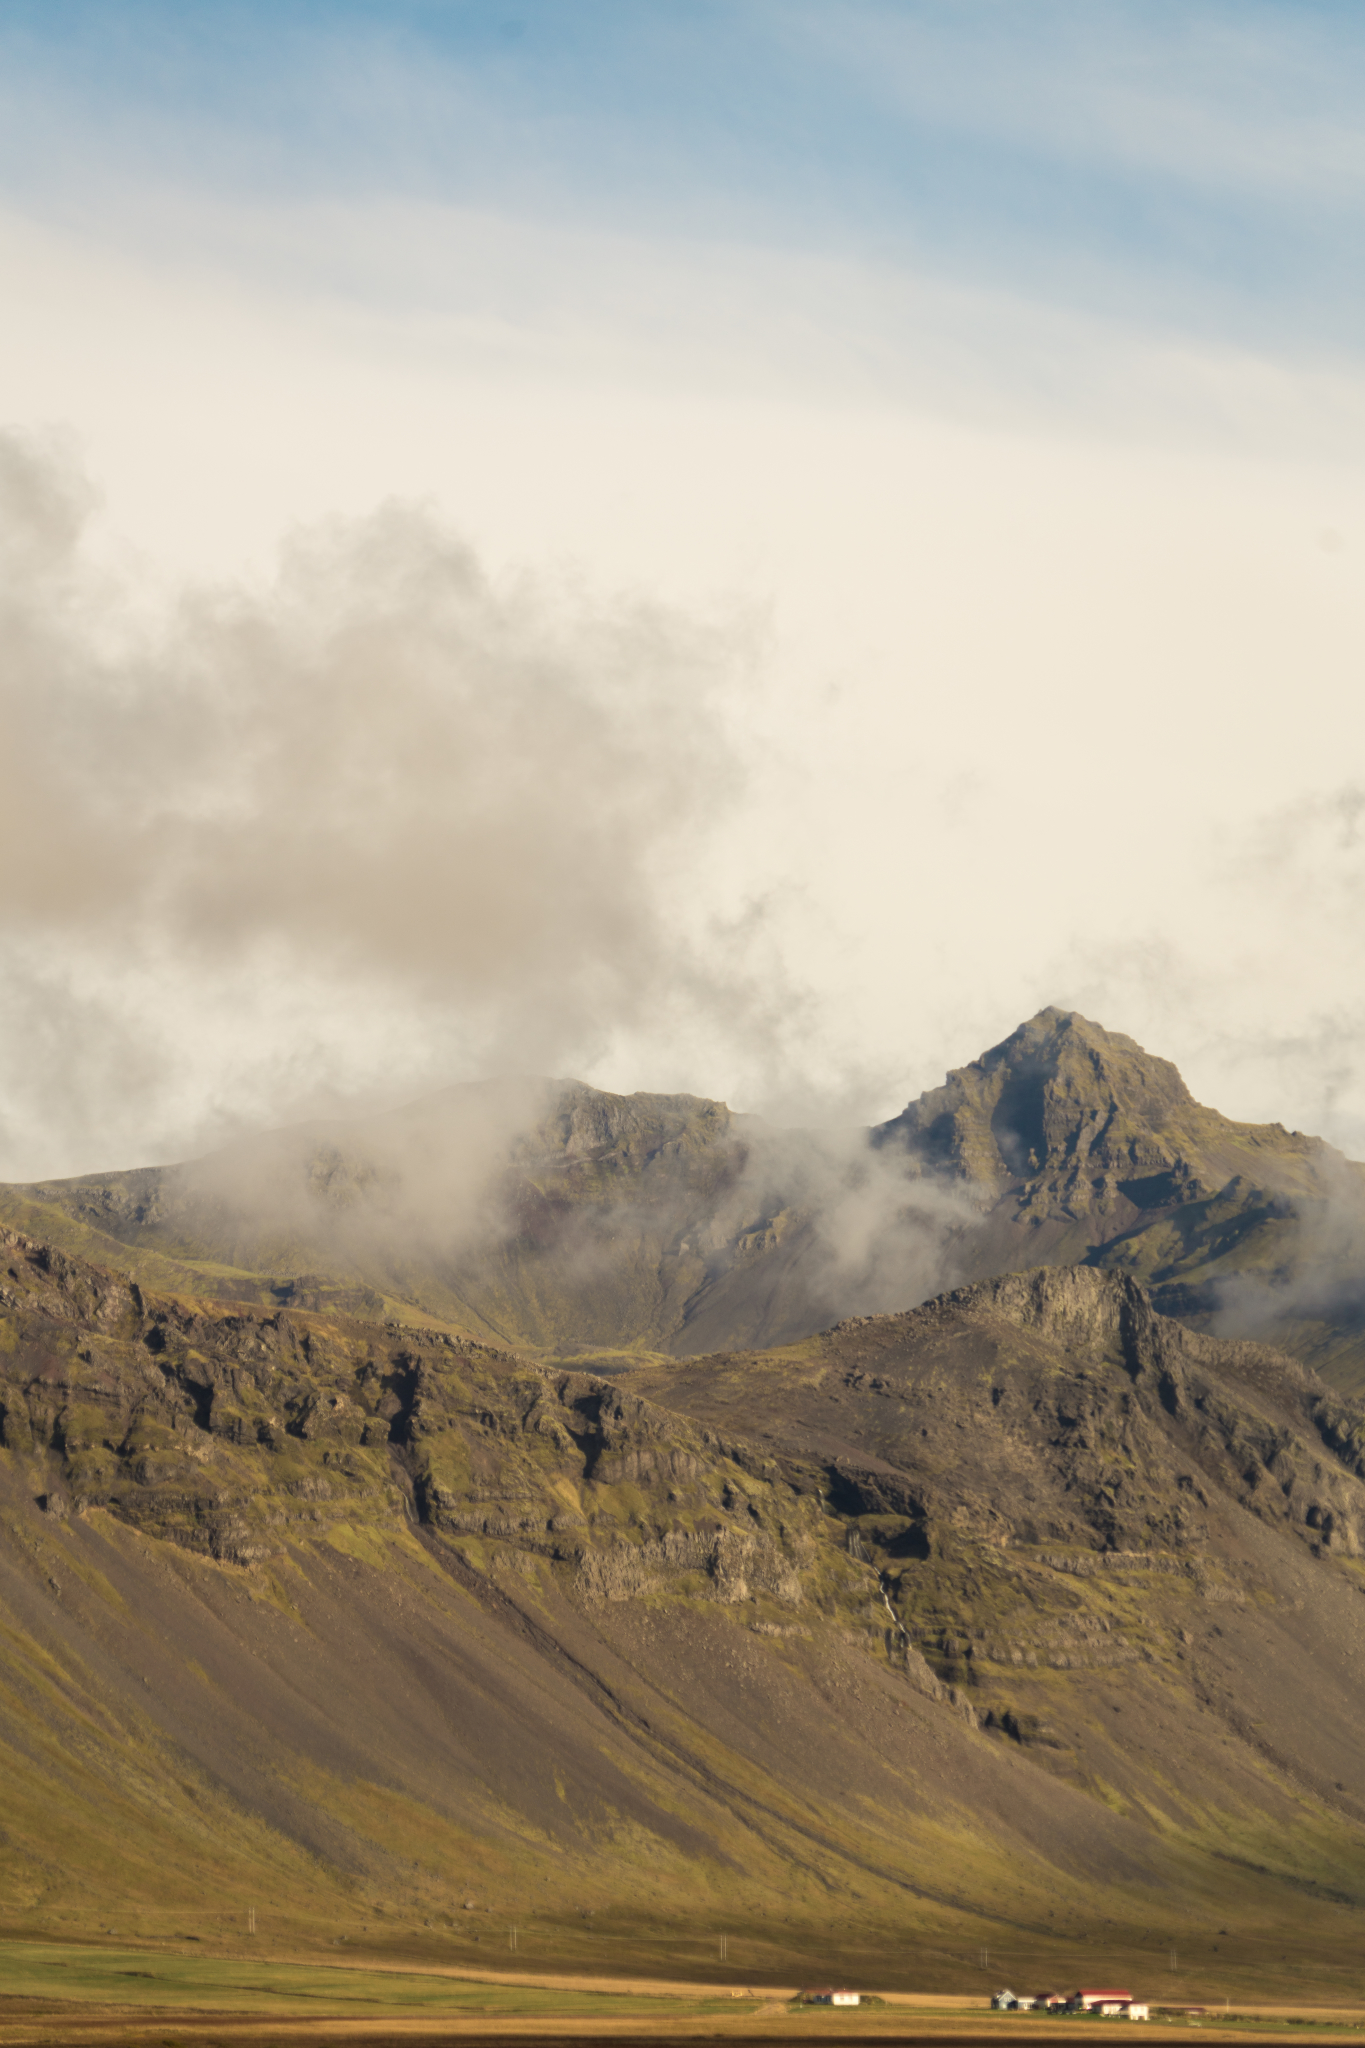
[
  {"left": 639, "top": 1262, "right": 1365, "bottom": 1574},
  {"left": 0, "top": 1225, "right": 817, "bottom": 1593},
  {"left": 7, "top": 1226, "right": 1365, "bottom": 1981}
]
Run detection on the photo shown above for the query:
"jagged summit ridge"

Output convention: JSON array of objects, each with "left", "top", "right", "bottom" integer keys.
[
  {"left": 860, "top": 1010, "right": 1365, "bottom": 1387},
  {"left": 878, "top": 1006, "right": 1301, "bottom": 1195}
]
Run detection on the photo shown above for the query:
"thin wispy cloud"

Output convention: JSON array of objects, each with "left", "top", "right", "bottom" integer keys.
[{"left": 7, "top": 2, "right": 1365, "bottom": 341}]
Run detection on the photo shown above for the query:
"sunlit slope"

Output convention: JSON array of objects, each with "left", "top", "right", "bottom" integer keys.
[
  {"left": 5, "top": 1008, "right": 1365, "bottom": 1385},
  {"left": 6, "top": 1230, "right": 1365, "bottom": 1978}
]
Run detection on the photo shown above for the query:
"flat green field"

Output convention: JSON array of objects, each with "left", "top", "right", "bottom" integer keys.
[
  {"left": 0, "top": 1940, "right": 708, "bottom": 2022},
  {"left": 4, "top": 1943, "right": 1365, "bottom": 2047}
]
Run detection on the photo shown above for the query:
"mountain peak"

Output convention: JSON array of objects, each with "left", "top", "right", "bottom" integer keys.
[{"left": 878, "top": 1007, "right": 1197, "bottom": 1186}]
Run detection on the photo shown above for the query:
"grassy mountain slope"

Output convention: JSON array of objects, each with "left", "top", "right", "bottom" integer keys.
[{"left": 6, "top": 1228, "right": 1365, "bottom": 1992}]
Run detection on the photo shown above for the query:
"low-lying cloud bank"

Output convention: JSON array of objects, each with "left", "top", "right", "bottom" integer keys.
[{"left": 0, "top": 429, "right": 788, "bottom": 1178}]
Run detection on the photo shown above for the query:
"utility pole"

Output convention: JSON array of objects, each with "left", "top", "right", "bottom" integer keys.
[
  {"left": 248, "top": 1907, "right": 256, "bottom": 1936},
  {"left": 510, "top": 1927, "right": 518, "bottom": 1952},
  {"left": 720, "top": 1934, "right": 728, "bottom": 1963}
]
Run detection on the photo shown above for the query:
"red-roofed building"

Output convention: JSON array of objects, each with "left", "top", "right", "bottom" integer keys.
[{"left": 1071, "top": 1991, "right": 1149, "bottom": 2020}]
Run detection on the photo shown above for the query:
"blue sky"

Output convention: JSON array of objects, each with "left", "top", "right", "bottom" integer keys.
[{"left": 4, "top": 0, "right": 1365, "bottom": 347}]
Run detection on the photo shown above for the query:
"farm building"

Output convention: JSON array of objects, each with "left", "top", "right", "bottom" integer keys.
[
  {"left": 804, "top": 1990, "right": 861, "bottom": 2006},
  {"left": 1074, "top": 1991, "right": 1149, "bottom": 2020},
  {"left": 990, "top": 1989, "right": 1148, "bottom": 2019}
]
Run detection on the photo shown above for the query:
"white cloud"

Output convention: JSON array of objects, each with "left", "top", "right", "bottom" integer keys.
[
  {"left": 2, "top": 140, "right": 1365, "bottom": 1167},
  {"left": 0, "top": 427, "right": 797, "bottom": 1178}
]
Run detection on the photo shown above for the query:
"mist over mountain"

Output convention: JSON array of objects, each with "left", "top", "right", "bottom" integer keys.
[{"left": 6, "top": 1008, "right": 1364, "bottom": 1391}]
